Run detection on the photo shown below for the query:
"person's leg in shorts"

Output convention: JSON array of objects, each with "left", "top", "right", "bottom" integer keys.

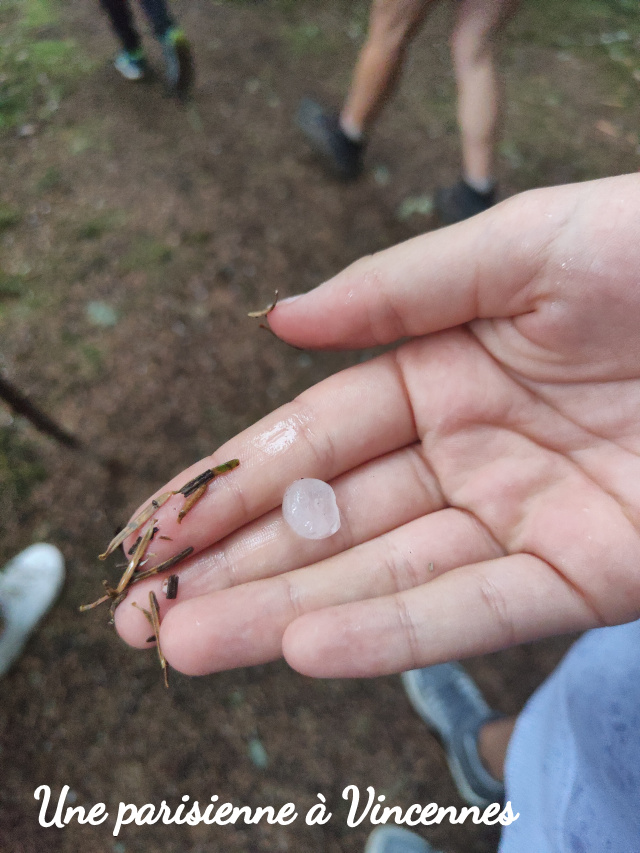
[
  {"left": 435, "top": 0, "right": 518, "bottom": 223},
  {"left": 297, "top": 0, "right": 434, "bottom": 180}
]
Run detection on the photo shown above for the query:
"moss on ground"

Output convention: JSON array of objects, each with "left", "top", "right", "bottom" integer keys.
[
  {"left": 0, "top": 0, "right": 93, "bottom": 131},
  {"left": 0, "top": 422, "right": 47, "bottom": 526}
]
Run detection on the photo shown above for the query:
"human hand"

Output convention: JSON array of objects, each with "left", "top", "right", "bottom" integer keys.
[{"left": 115, "top": 173, "right": 640, "bottom": 678}]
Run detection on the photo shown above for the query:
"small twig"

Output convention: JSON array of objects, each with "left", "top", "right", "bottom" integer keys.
[
  {"left": 133, "top": 592, "right": 168, "bottom": 687},
  {"left": 176, "top": 459, "right": 240, "bottom": 522},
  {"left": 0, "top": 373, "right": 81, "bottom": 449},
  {"left": 127, "top": 535, "right": 142, "bottom": 556},
  {"left": 79, "top": 593, "right": 112, "bottom": 612},
  {"left": 177, "top": 483, "right": 207, "bottom": 523},
  {"left": 247, "top": 289, "right": 279, "bottom": 318},
  {"left": 108, "top": 591, "right": 128, "bottom": 624},
  {"left": 128, "top": 547, "right": 194, "bottom": 585},
  {"left": 0, "top": 373, "right": 123, "bottom": 472},
  {"left": 179, "top": 470, "right": 217, "bottom": 498},
  {"left": 163, "top": 575, "right": 179, "bottom": 600},
  {"left": 178, "top": 458, "right": 240, "bottom": 498},
  {"left": 80, "top": 547, "right": 193, "bottom": 613},
  {"left": 100, "top": 461, "right": 238, "bottom": 559},
  {"left": 149, "top": 591, "right": 168, "bottom": 688},
  {"left": 99, "top": 491, "right": 173, "bottom": 559},
  {"left": 115, "top": 522, "right": 156, "bottom": 594}
]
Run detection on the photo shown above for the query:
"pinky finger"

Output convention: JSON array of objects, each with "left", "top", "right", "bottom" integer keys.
[{"left": 282, "top": 554, "right": 601, "bottom": 678}]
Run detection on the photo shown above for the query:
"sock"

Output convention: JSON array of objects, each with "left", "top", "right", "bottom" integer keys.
[
  {"left": 464, "top": 174, "right": 496, "bottom": 196},
  {"left": 338, "top": 115, "right": 364, "bottom": 144}
]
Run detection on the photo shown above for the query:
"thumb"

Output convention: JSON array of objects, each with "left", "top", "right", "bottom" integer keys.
[{"left": 267, "top": 180, "right": 589, "bottom": 350}]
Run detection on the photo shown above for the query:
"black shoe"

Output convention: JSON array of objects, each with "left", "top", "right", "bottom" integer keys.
[
  {"left": 296, "top": 97, "right": 364, "bottom": 181},
  {"left": 434, "top": 179, "right": 496, "bottom": 225}
]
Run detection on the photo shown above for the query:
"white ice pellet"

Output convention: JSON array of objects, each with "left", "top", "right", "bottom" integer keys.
[{"left": 282, "top": 478, "right": 341, "bottom": 540}]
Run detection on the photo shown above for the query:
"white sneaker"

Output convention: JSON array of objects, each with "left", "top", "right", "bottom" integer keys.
[
  {"left": 114, "top": 50, "right": 147, "bottom": 81},
  {"left": 0, "top": 544, "right": 65, "bottom": 677}
]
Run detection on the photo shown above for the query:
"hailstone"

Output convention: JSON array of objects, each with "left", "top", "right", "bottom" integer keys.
[{"left": 282, "top": 478, "right": 341, "bottom": 540}]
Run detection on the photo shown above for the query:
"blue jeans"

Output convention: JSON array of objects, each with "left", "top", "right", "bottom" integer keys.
[{"left": 499, "top": 620, "right": 640, "bottom": 852}]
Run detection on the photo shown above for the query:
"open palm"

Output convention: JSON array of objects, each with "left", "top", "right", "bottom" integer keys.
[{"left": 115, "top": 174, "right": 640, "bottom": 678}]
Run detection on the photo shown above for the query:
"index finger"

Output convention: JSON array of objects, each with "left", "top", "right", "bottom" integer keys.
[
  {"left": 117, "top": 349, "right": 417, "bottom": 568},
  {"left": 267, "top": 176, "right": 640, "bottom": 350}
]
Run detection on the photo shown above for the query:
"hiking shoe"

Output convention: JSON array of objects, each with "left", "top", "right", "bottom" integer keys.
[
  {"left": 296, "top": 97, "right": 364, "bottom": 180},
  {"left": 434, "top": 179, "right": 496, "bottom": 225},
  {"left": 365, "top": 827, "right": 442, "bottom": 853},
  {"left": 401, "top": 663, "right": 505, "bottom": 808},
  {"left": 0, "top": 544, "right": 65, "bottom": 678},
  {"left": 160, "top": 28, "right": 195, "bottom": 100},
  {"left": 114, "top": 49, "right": 147, "bottom": 81}
]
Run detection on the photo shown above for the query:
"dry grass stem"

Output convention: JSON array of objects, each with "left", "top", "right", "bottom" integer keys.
[
  {"left": 99, "top": 491, "right": 173, "bottom": 559},
  {"left": 134, "top": 591, "right": 168, "bottom": 688},
  {"left": 79, "top": 593, "right": 112, "bottom": 612},
  {"left": 131, "top": 598, "right": 167, "bottom": 685},
  {"left": 247, "top": 289, "right": 279, "bottom": 318},
  {"left": 115, "top": 522, "right": 156, "bottom": 594},
  {"left": 178, "top": 458, "right": 240, "bottom": 498},
  {"left": 128, "top": 546, "right": 194, "bottom": 585},
  {"left": 177, "top": 483, "right": 207, "bottom": 522}
]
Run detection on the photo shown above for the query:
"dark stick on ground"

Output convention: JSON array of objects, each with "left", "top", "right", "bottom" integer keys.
[
  {"left": 0, "top": 372, "right": 124, "bottom": 475},
  {"left": 0, "top": 373, "right": 82, "bottom": 449}
]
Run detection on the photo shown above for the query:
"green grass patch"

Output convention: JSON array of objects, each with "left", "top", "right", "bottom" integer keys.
[
  {"left": 281, "top": 22, "right": 330, "bottom": 56},
  {"left": 512, "top": 0, "right": 640, "bottom": 80},
  {"left": 77, "top": 210, "right": 127, "bottom": 241},
  {"left": 36, "top": 166, "right": 64, "bottom": 192},
  {"left": 121, "top": 236, "right": 173, "bottom": 273},
  {"left": 216, "top": 0, "right": 301, "bottom": 11},
  {"left": 0, "top": 203, "right": 20, "bottom": 231},
  {"left": 0, "top": 421, "right": 47, "bottom": 509},
  {"left": 22, "top": 0, "right": 56, "bottom": 29},
  {"left": 181, "top": 229, "right": 213, "bottom": 246},
  {"left": 0, "top": 0, "right": 93, "bottom": 131},
  {"left": 0, "top": 272, "right": 27, "bottom": 299}
]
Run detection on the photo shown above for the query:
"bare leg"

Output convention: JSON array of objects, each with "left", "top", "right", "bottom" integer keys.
[
  {"left": 340, "top": 0, "right": 434, "bottom": 138},
  {"left": 451, "top": 0, "right": 519, "bottom": 187},
  {"left": 478, "top": 715, "right": 517, "bottom": 781}
]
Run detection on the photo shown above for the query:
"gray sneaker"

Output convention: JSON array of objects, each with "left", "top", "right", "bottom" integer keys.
[
  {"left": 365, "top": 826, "right": 442, "bottom": 853},
  {"left": 401, "top": 663, "right": 505, "bottom": 808}
]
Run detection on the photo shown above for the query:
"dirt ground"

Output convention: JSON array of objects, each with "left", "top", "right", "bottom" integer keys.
[{"left": 1, "top": 1, "right": 639, "bottom": 851}]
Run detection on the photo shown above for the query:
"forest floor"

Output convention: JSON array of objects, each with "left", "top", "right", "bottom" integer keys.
[{"left": 1, "top": 0, "right": 639, "bottom": 850}]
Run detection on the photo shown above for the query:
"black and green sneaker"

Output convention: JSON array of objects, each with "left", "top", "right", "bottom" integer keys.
[{"left": 160, "top": 28, "right": 195, "bottom": 100}]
